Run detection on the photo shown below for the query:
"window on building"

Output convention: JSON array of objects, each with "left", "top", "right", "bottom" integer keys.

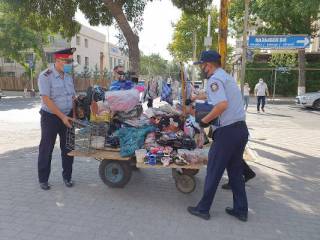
[
  {"left": 4, "top": 72, "right": 15, "bottom": 77},
  {"left": 25, "top": 53, "right": 34, "bottom": 63},
  {"left": 76, "top": 36, "right": 80, "bottom": 46},
  {"left": 85, "top": 39, "right": 88, "bottom": 48},
  {"left": 4, "top": 58, "right": 14, "bottom": 64},
  {"left": 118, "top": 59, "right": 122, "bottom": 65},
  {"left": 100, "top": 52, "right": 104, "bottom": 67},
  {"left": 114, "top": 58, "right": 117, "bottom": 68},
  {"left": 77, "top": 55, "right": 81, "bottom": 65},
  {"left": 109, "top": 57, "right": 113, "bottom": 70},
  {"left": 85, "top": 57, "right": 89, "bottom": 66}
]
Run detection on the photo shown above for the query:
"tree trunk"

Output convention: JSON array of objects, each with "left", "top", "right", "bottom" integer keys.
[
  {"left": 35, "top": 35, "right": 48, "bottom": 70},
  {"left": 103, "top": 0, "right": 140, "bottom": 75},
  {"left": 298, "top": 49, "right": 306, "bottom": 95}
]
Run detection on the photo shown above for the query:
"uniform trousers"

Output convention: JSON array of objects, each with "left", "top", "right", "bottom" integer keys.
[
  {"left": 196, "top": 121, "right": 249, "bottom": 215},
  {"left": 38, "top": 110, "right": 74, "bottom": 183}
]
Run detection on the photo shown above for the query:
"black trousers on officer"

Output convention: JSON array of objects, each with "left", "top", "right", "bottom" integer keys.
[
  {"left": 196, "top": 121, "right": 249, "bottom": 215},
  {"left": 38, "top": 110, "right": 74, "bottom": 183}
]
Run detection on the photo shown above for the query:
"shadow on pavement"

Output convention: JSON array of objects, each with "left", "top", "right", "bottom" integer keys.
[{"left": 0, "top": 97, "right": 40, "bottom": 111}]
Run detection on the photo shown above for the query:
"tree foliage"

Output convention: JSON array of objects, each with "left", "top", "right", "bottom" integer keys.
[
  {"left": 4, "top": 0, "right": 212, "bottom": 74},
  {"left": 269, "top": 52, "right": 297, "bottom": 68},
  {"left": 230, "top": 0, "right": 320, "bottom": 36},
  {"left": 0, "top": 5, "right": 50, "bottom": 74},
  {"left": 171, "top": 0, "right": 212, "bottom": 15},
  {"left": 168, "top": 8, "right": 219, "bottom": 62},
  {"left": 140, "top": 53, "right": 180, "bottom": 80}
]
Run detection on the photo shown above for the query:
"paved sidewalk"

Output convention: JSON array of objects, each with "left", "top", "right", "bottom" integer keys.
[{"left": 0, "top": 99, "right": 319, "bottom": 240}]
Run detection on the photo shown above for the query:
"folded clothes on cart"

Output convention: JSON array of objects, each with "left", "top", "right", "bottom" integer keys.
[
  {"left": 156, "top": 131, "right": 196, "bottom": 150},
  {"left": 114, "top": 105, "right": 143, "bottom": 120},
  {"left": 115, "top": 125, "right": 156, "bottom": 157}
]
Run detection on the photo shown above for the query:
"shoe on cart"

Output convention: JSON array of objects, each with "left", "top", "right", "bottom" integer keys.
[
  {"left": 39, "top": 182, "right": 50, "bottom": 190},
  {"left": 63, "top": 179, "right": 74, "bottom": 188},
  {"left": 187, "top": 206, "right": 210, "bottom": 220}
]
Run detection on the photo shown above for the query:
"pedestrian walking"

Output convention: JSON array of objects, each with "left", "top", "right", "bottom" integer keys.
[
  {"left": 243, "top": 82, "right": 250, "bottom": 111},
  {"left": 37, "top": 48, "right": 76, "bottom": 190},
  {"left": 189, "top": 50, "right": 249, "bottom": 222},
  {"left": 254, "top": 78, "right": 269, "bottom": 112}
]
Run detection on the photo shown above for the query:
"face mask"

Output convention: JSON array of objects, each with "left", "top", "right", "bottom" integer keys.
[
  {"left": 63, "top": 64, "right": 72, "bottom": 74},
  {"left": 200, "top": 65, "right": 209, "bottom": 79}
]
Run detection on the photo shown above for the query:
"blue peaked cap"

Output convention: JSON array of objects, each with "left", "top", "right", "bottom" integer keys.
[{"left": 194, "top": 50, "right": 221, "bottom": 65}]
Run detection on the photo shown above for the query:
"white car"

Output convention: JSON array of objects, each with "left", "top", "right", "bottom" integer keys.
[{"left": 296, "top": 91, "right": 320, "bottom": 110}]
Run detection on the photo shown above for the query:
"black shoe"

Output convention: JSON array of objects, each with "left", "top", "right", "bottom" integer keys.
[
  {"left": 39, "top": 182, "right": 50, "bottom": 190},
  {"left": 244, "top": 172, "right": 256, "bottom": 183},
  {"left": 187, "top": 206, "right": 210, "bottom": 220},
  {"left": 63, "top": 179, "right": 74, "bottom": 188},
  {"left": 225, "top": 207, "right": 248, "bottom": 222},
  {"left": 221, "top": 183, "right": 231, "bottom": 190}
]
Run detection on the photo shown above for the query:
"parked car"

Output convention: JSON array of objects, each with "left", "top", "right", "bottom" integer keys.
[
  {"left": 0, "top": 90, "right": 6, "bottom": 100},
  {"left": 295, "top": 91, "right": 320, "bottom": 110}
]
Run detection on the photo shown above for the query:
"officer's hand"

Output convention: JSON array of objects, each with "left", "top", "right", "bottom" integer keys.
[
  {"left": 190, "top": 94, "right": 197, "bottom": 101},
  {"left": 199, "top": 119, "right": 208, "bottom": 128},
  {"left": 62, "top": 116, "right": 73, "bottom": 128}
]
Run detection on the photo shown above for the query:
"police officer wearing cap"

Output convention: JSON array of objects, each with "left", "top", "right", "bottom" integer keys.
[
  {"left": 37, "top": 48, "right": 76, "bottom": 190},
  {"left": 187, "top": 50, "right": 249, "bottom": 222}
]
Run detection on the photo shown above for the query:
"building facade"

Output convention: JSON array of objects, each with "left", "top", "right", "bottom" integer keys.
[{"left": 0, "top": 24, "right": 129, "bottom": 78}]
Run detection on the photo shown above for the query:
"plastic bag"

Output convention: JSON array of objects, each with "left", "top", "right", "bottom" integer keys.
[{"left": 105, "top": 89, "right": 140, "bottom": 112}]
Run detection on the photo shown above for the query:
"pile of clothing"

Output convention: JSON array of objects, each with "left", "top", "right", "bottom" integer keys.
[{"left": 74, "top": 85, "right": 209, "bottom": 164}]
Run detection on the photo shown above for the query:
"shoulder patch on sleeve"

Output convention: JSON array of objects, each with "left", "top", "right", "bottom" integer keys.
[
  {"left": 43, "top": 69, "right": 52, "bottom": 77},
  {"left": 210, "top": 82, "right": 219, "bottom": 92}
]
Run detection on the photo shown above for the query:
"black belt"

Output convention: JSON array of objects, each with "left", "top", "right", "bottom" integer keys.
[{"left": 226, "top": 121, "right": 246, "bottom": 128}]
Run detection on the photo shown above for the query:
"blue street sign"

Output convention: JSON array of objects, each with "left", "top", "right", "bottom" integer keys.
[{"left": 248, "top": 35, "right": 310, "bottom": 49}]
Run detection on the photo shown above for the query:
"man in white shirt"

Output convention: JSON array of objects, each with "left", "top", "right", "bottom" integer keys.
[{"left": 254, "top": 78, "right": 269, "bottom": 112}]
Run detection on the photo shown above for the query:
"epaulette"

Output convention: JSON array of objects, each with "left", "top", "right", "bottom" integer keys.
[{"left": 43, "top": 69, "right": 52, "bottom": 77}]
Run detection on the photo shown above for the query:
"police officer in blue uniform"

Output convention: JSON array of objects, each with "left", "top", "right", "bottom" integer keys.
[
  {"left": 188, "top": 50, "right": 249, "bottom": 221},
  {"left": 37, "top": 48, "right": 76, "bottom": 190}
]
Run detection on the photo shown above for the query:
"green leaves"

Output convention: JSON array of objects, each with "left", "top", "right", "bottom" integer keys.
[
  {"left": 168, "top": 9, "right": 219, "bottom": 62},
  {"left": 171, "top": 0, "right": 212, "bottom": 15},
  {"left": 269, "top": 52, "right": 297, "bottom": 68},
  {"left": 230, "top": 0, "right": 320, "bottom": 36},
  {"left": 140, "top": 53, "right": 180, "bottom": 79}
]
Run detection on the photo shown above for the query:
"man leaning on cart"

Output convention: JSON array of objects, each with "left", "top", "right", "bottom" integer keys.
[{"left": 37, "top": 48, "right": 76, "bottom": 190}]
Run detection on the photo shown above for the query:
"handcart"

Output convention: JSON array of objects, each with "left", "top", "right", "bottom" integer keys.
[{"left": 67, "top": 120, "right": 205, "bottom": 194}]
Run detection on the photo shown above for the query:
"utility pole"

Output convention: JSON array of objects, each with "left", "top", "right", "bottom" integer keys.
[
  {"left": 218, "top": 0, "right": 229, "bottom": 69},
  {"left": 240, "top": 0, "right": 250, "bottom": 96},
  {"left": 298, "top": 49, "right": 306, "bottom": 95},
  {"left": 192, "top": 31, "right": 197, "bottom": 83},
  {"left": 204, "top": 9, "right": 212, "bottom": 51}
]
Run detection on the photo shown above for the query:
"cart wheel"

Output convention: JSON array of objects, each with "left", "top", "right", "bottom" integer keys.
[
  {"left": 175, "top": 174, "right": 196, "bottom": 194},
  {"left": 182, "top": 168, "right": 199, "bottom": 176},
  {"left": 99, "top": 160, "right": 132, "bottom": 188}
]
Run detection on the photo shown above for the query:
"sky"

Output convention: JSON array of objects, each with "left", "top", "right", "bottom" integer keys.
[{"left": 75, "top": 0, "right": 221, "bottom": 60}]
